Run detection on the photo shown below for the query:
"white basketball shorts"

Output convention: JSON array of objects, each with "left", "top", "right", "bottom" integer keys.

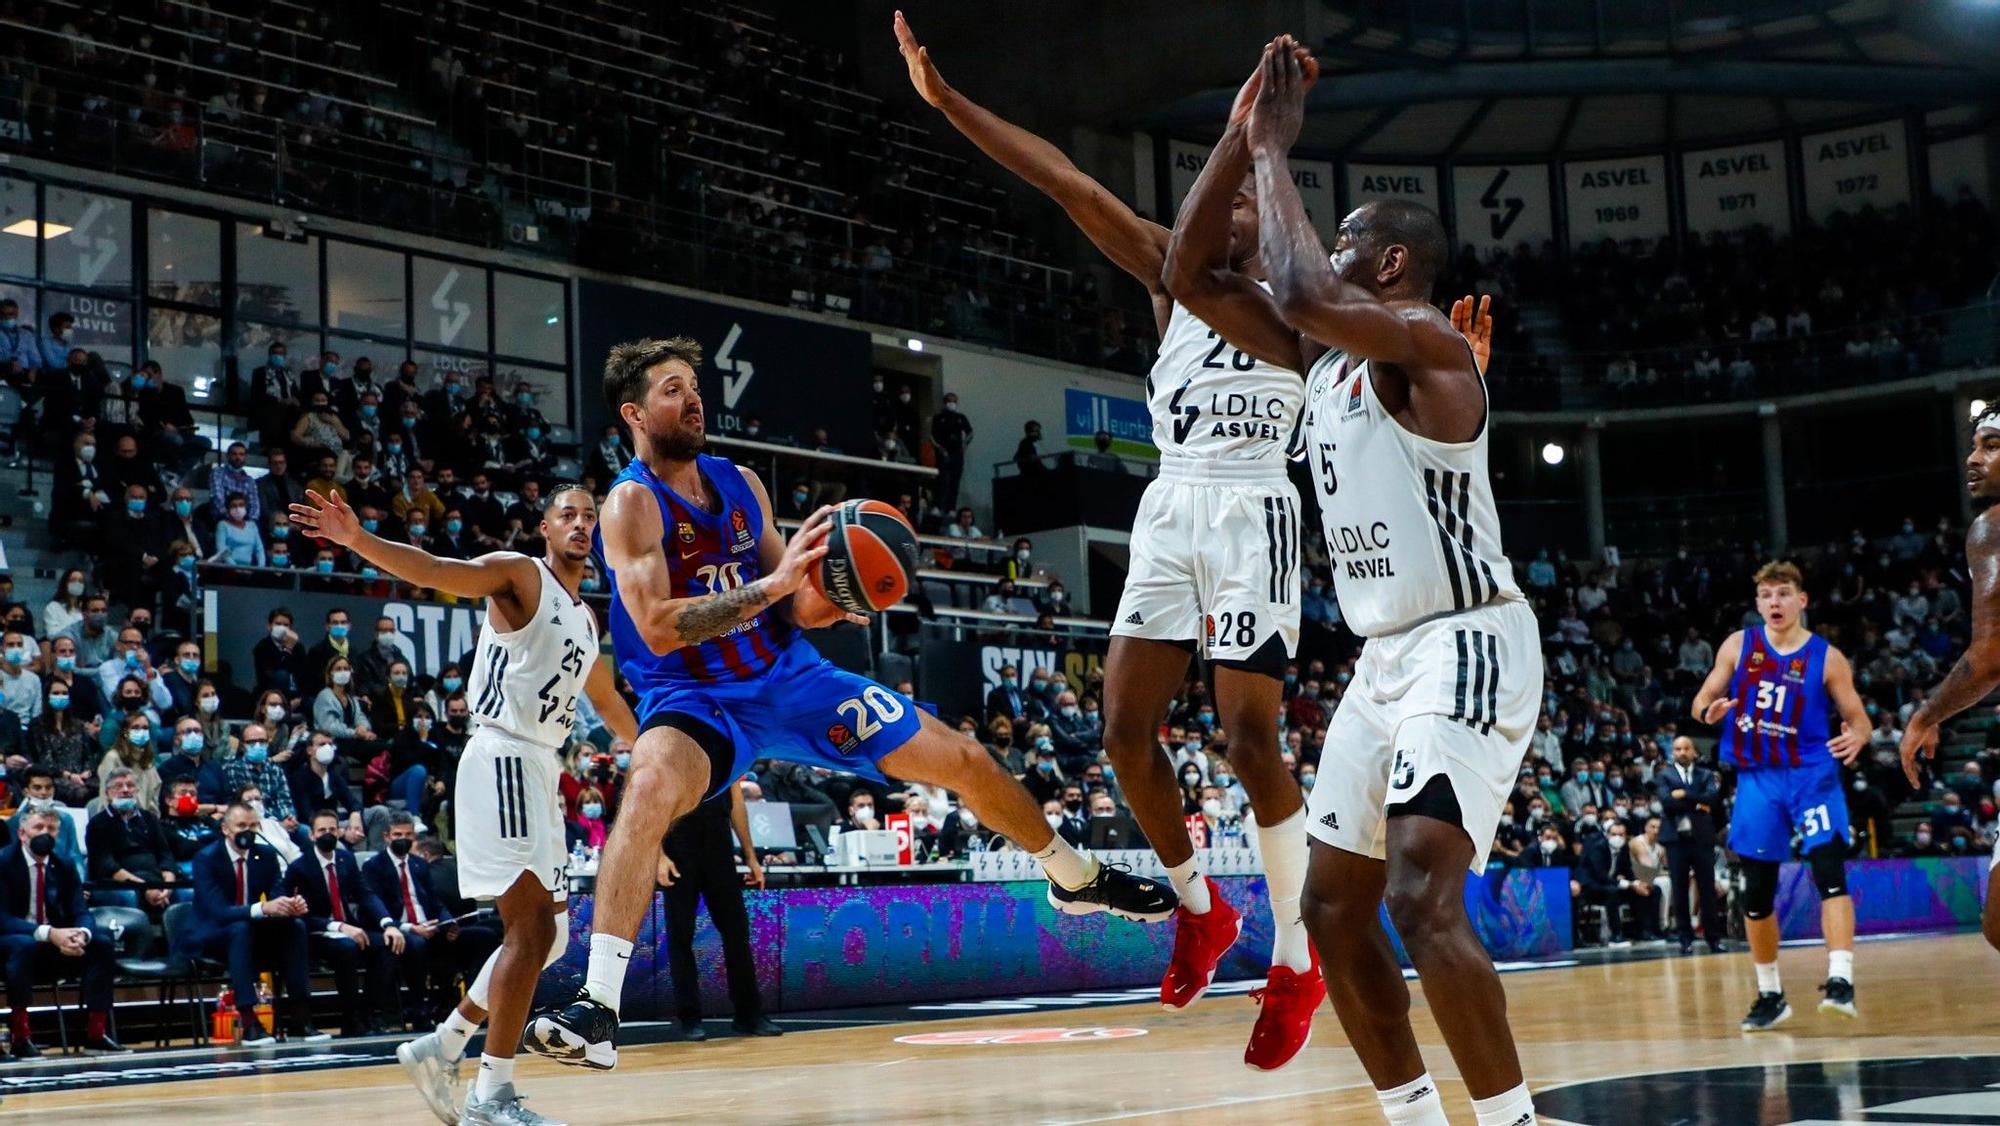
[{"left": 454, "top": 725, "right": 569, "bottom": 901}]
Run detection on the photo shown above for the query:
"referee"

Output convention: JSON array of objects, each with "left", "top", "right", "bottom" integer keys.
[{"left": 658, "top": 783, "right": 781, "bottom": 1039}]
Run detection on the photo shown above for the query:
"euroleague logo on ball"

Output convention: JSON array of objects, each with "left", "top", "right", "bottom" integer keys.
[{"left": 875, "top": 573, "right": 897, "bottom": 594}]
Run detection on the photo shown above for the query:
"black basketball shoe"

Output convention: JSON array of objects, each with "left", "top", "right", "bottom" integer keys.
[
  {"left": 1818, "top": 977, "right": 1857, "bottom": 1018},
  {"left": 523, "top": 988, "right": 619, "bottom": 1070},
  {"left": 1046, "top": 861, "right": 1179, "bottom": 923},
  {"left": 1740, "top": 991, "right": 1793, "bottom": 1032}
]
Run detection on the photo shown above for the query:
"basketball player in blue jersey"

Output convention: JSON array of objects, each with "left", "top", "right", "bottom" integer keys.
[
  {"left": 1902, "top": 407, "right": 2000, "bottom": 957},
  {"left": 524, "top": 336, "right": 1173, "bottom": 1068},
  {"left": 1692, "top": 560, "right": 1871, "bottom": 1031}
]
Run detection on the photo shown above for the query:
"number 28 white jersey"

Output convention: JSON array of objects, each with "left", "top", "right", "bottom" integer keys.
[
  {"left": 466, "top": 557, "right": 598, "bottom": 746},
  {"left": 1147, "top": 298, "right": 1304, "bottom": 463},
  {"left": 1302, "top": 350, "right": 1522, "bottom": 638}
]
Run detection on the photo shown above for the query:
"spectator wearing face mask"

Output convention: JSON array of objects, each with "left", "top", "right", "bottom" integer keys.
[
  {"left": 0, "top": 629, "right": 39, "bottom": 731},
  {"left": 184, "top": 800, "right": 325, "bottom": 1045},
  {"left": 158, "top": 716, "right": 223, "bottom": 798},
  {"left": 29, "top": 673, "right": 99, "bottom": 805},
  {"left": 380, "top": 707, "right": 448, "bottom": 825},
  {"left": 936, "top": 801, "right": 994, "bottom": 857},
  {"left": 221, "top": 724, "right": 298, "bottom": 832},
  {"left": 1576, "top": 818, "right": 1649, "bottom": 947},
  {"left": 2, "top": 805, "right": 127, "bottom": 1057},
  {"left": 562, "top": 742, "right": 630, "bottom": 820},
  {"left": 98, "top": 712, "right": 161, "bottom": 812},
  {"left": 288, "top": 732, "right": 361, "bottom": 823},
  {"left": 158, "top": 777, "right": 220, "bottom": 867},
  {"left": 1561, "top": 757, "right": 1610, "bottom": 815},
  {"left": 574, "top": 787, "right": 613, "bottom": 849},
  {"left": 1005, "top": 538, "right": 1038, "bottom": 581},
  {"left": 284, "top": 808, "right": 405, "bottom": 1036},
  {"left": 1899, "top": 820, "right": 1944, "bottom": 858},
  {"left": 315, "top": 654, "right": 382, "bottom": 757},
  {"left": 1023, "top": 736, "right": 1065, "bottom": 804},
  {"left": 357, "top": 616, "right": 411, "bottom": 701},
  {"left": 253, "top": 611, "right": 306, "bottom": 705},
  {"left": 1046, "top": 690, "right": 1101, "bottom": 770},
  {"left": 214, "top": 491, "right": 268, "bottom": 568},
  {"left": 840, "top": 790, "right": 881, "bottom": 834},
  {"left": 84, "top": 765, "right": 186, "bottom": 916},
  {"left": 985, "top": 665, "right": 1029, "bottom": 725},
  {"left": 95, "top": 627, "right": 173, "bottom": 717},
  {"left": 10, "top": 768, "right": 81, "bottom": 867}
]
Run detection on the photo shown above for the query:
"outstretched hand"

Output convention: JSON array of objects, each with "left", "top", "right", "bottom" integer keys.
[
  {"left": 290, "top": 489, "right": 360, "bottom": 546},
  {"left": 893, "top": 10, "right": 952, "bottom": 109},
  {"left": 1826, "top": 721, "right": 1865, "bottom": 766},
  {"left": 1246, "top": 35, "right": 1318, "bottom": 155},
  {"left": 1450, "top": 294, "right": 1494, "bottom": 376},
  {"left": 1900, "top": 715, "right": 1939, "bottom": 787}
]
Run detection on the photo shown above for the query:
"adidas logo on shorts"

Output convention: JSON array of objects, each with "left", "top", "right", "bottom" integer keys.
[
  {"left": 1319, "top": 810, "right": 1339, "bottom": 831},
  {"left": 1124, "top": 612, "right": 1144, "bottom": 625}
]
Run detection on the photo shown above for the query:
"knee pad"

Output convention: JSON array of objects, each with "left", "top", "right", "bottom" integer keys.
[
  {"left": 1807, "top": 842, "right": 1849, "bottom": 900},
  {"left": 543, "top": 914, "right": 571, "bottom": 969},
  {"left": 1740, "top": 857, "right": 1780, "bottom": 920}
]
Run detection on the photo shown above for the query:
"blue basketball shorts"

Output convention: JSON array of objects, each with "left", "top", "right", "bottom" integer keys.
[{"left": 1727, "top": 763, "right": 1850, "bottom": 861}]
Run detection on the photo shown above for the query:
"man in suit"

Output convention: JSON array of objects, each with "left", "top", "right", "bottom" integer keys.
[
  {"left": 984, "top": 664, "right": 1029, "bottom": 725},
  {"left": 249, "top": 342, "right": 301, "bottom": 452},
  {"left": 285, "top": 809, "right": 406, "bottom": 1035},
  {"left": 0, "top": 806, "right": 126, "bottom": 1056},
  {"left": 185, "top": 801, "right": 329, "bottom": 1044},
  {"left": 659, "top": 786, "right": 777, "bottom": 1041},
  {"left": 50, "top": 431, "right": 110, "bottom": 546},
  {"left": 257, "top": 448, "right": 305, "bottom": 533},
  {"left": 41, "top": 347, "right": 105, "bottom": 444},
  {"left": 364, "top": 812, "right": 497, "bottom": 1022},
  {"left": 8, "top": 770, "right": 83, "bottom": 874},
  {"left": 1656, "top": 735, "right": 1726, "bottom": 955},
  {"left": 134, "top": 361, "right": 210, "bottom": 475},
  {"left": 1576, "top": 819, "right": 1644, "bottom": 947}
]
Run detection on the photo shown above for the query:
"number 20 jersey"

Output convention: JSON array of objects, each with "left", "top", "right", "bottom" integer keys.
[
  {"left": 465, "top": 557, "right": 600, "bottom": 747},
  {"left": 1147, "top": 298, "right": 1303, "bottom": 463},
  {"left": 1718, "top": 625, "right": 1831, "bottom": 771}
]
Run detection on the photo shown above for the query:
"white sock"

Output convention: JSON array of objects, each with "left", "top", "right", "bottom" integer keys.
[
  {"left": 1754, "top": 960, "right": 1781, "bottom": 994},
  {"left": 1828, "top": 948, "right": 1853, "bottom": 984},
  {"left": 1031, "top": 835, "right": 1096, "bottom": 890},
  {"left": 585, "top": 932, "right": 635, "bottom": 1013},
  {"left": 1471, "top": 1082, "right": 1537, "bottom": 1126},
  {"left": 437, "top": 1007, "right": 481, "bottom": 1062},
  {"left": 465, "top": 947, "right": 502, "bottom": 1011},
  {"left": 473, "top": 1053, "right": 515, "bottom": 1102},
  {"left": 1256, "top": 808, "right": 1312, "bottom": 971},
  {"left": 1165, "top": 856, "right": 1212, "bottom": 914},
  {"left": 1377, "top": 1072, "right": 1450, "bottom": 1126}
]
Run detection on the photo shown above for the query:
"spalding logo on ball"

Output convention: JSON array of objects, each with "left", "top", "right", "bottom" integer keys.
[{"left": 811, "top": 499, "right": 921, "bottom": 616}]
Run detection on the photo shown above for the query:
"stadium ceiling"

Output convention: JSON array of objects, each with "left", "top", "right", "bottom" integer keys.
[{"left": 1139, "top": 0, "right": 2000, "bottom": 158}]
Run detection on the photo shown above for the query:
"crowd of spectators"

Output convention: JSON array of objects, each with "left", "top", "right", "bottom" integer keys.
[{"left": 1450, "top": 194, "right": 1999, "bottom": 407}]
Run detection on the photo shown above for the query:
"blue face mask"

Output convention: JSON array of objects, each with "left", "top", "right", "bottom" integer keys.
[
  {"left": 361, "top": 518, "right": 379, "bottom": 533},
  {"left": 1002, "top": 677, "right": 1017, "bottom": 689},
  {"left": 272, "top": 524, "right": 289, "bottom": 540},
  {"left": 446, "top": 519, "right": 463, "bottom": 535},
  {"left": 360, "top": 404, "right": 377, "bottom": 418},
  {"left": 128, "top": 728, "right": 151, "bottom": 746},
  {"left": 516, "top": 392, "right": 534, "bottom": 406},
  {"left": 329, "top": 624, "right": 349, "bottom": 639},
  {"left": 131, "top": 374, "right": 148, "bottom": 390},
  {"left": 55, "top": 655, "right": 75, "bottom": 672},
  {"left": 177, "top": 556, "right": 195, "bottom": 572},
  {"left": 615, "top": 753, "right": 632, "bottom": 771},
  {"left": 271, "top": 554, "right": 290, "bottom": 567},
  {"left": 322, "top": 361, "right": 337, "bottom": 375},
  {"left": 316, "top": 560, "right": 335, "bottom": 574},
  {"left": 48, "top": 693, "right": 70, "bottom": 711},
  {"left": 387, "top": 442, "right": 403, "bottom": 454},
  {"left": 1036, "top": 760, "right": 1054, "bottom": 774},
  {"left": 181, "top": 731, "right": 205, "bottom": 754},
  {"left": 269, "top": 353, "right": 287, "bottom": 368},
  {"left": 178, "top": 656, "right": 200, "bottom": 675},
  {"left": 1592, "top": 770, "right": 1607, "bottom": 782},
  {"left": 126, "top": 498, "right": 146, "bottom": 515},
  {"left": 580, "top": 577, "right": 599, "bottom": 593},
  {"left": 111, "top": 796, "right": 139, "bottom": 813},
  {"left": 1301, "top": 774, "right": 1317, "bottom": 789},
  {"left": 582, "top": 803, "right": 604, "bottom": 820},
  {"left": 526, "top": 427, "right": 543, "bottom": 441},
  {"left": 124, "top": 650, "right": 142, "bottom": 668},
  {"left": 360, "top": 566, "right": 379, "bottom": 580},
  {"left": 0, "top": 319, "right": 16, "bottom": 330},
  {"left": 402, "top": 416, "right": 418, "bottom": 429},
  {"left": 174, "top": 499, "right": 192, "bottom": 518},
  {"left": 244, "top": 744, "right": 268, "bottom": 764},
  {"left": 1102, "top": 764, "right": 1115, "bottom": 781}
]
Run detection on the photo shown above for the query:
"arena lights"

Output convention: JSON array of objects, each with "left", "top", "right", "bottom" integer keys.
[
  {"left": 1971, "top": 399, "right": 1989, "bottom": 421},
  {"left": 906, "top": 338, "right": 925, "bottom": 352},
  {"left": 2, "top": 219, "right": 71, "bottom": 238},
  {"left": 1541, "top": 442, "right": 1567, "bottom": 466}
]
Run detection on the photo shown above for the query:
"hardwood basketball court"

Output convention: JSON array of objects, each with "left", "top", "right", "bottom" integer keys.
[{"left": 13, "top": 930, "right": 1994, "bottom": 1124}]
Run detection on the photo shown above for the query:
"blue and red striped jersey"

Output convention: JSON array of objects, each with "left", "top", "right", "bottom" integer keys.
[
  {"left": 597, "top": 452, "right": 796, "bottom": 689},
  {"left": 1718, "top": 625, "right": 1832, "bottom": 771}
]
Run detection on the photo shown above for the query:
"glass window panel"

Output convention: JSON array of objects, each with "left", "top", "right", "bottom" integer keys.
[
  {"left": 0, "top": 177, "right": 35, "bottom": 279},
  {"left": 495, "top": 362, "right": 570, "bottom": 431},
  {"left": 493, "top": 272, "right": 564, "bottom": 363},
  {"left": 147, "top": 309, "right": 224, "bottom": 401},
  {"left": 235, "top": 222, "right": 319, "bottom": 324},
  {"left": 234, "top": 321, "right": 319, "bottom": 383},
  {"left": 147, "top": 209, "right": 223, "bottom": 306},
  {"left": 326, "top": 240, "right": 405, "bottom": 336},
  {"left": 412, "top": 349, "right": 489, "bottom": 391},
  {"left": 412, "top": 257, "right": 488, "bottom": 351},
  {"left": 0, "top": 284, "right": 36, "bottom": 339},
  {"left": 44, "top": 188, "right": 132, "bottom": 291},
  {"left": 48, "top": 291, "right": 133, "bottom": 364}
]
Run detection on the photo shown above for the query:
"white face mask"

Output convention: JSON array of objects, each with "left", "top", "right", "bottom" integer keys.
[
  {"left": 265, "top": 704, "right": 286, "bottom": 722},
  {"left": 198, "top": 695, "right": 220, "bottom": 715},
  {"left": 315, "top": 745, "right": 337, "bottom": 765},
  {"left": 332, "top": 670, "right": 352, "bottom": 686},
  {"left": 1201, "top": 799, "right": 1222, "bottom": 816},
  {"left": 1044, "top": 812, "right": 1063, "bottom": 828},
  {"left": 1540, "top": 839, "right": 1560, "bottom": 855}
]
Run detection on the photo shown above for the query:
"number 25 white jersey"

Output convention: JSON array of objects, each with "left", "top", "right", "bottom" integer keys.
[
  {"left": 1147, "top": 298, "right": 1304, "bottom": 463},
  {"left": 466, "top": 557, "right": 599, "bottom": 746}
]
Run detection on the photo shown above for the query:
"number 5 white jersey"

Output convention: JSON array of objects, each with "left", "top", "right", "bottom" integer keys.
[
  {"left": 1301, "top": 350, "right": 1522, "bottom": 639},
  {"left": 1147, "top": 298, "right": 1304, "bottom": 463},
  {"left": 466, "top": 557, "right": 598, "bottom": 746}
]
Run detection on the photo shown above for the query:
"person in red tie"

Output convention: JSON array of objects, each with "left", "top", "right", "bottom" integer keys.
[
  {"left": 184, "top": 801, "right": 329, "bottom": 1045},
  {"left": 0, "top": 807, "right": 126, "bottom": 1056},
  {"left": 284, "top": 808, "right": 408, "bottom": 1036},
  {"left": 363, "top": 811, "right": 499, "bottom": 1026}
]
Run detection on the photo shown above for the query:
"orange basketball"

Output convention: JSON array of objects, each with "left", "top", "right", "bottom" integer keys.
[{"left": 811, "top": 499, "right": 921, "bottom": 615}]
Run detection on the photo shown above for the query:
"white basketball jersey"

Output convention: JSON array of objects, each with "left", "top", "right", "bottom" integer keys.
[
  {"left": 1301, "top": 350, "right": 1521, "bottom": 638},
  {"left": 466, "top": 558, "right": 599, "bottom": 746},
  {"left": 1147, "top": 298, "right": 1304, "bottom": 463}
]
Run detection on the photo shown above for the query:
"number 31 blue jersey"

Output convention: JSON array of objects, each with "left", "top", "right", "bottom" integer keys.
[{"left": 1719, "top": 626, "right": 1832, "bottom": 771}]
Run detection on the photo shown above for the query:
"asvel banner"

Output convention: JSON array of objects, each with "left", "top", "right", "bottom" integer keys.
[
  {"left": 1564, "top": 154, "right": 1670, "bottom": 246},
  {"left": 1063, "top": 387, "right": 1152, "bottom": 457},
  {"left": 1168, "top": 139, "right": 1339, "bottom": 244},
  {"left": 1801, "top": 119, "right": 1912, "bottom": 220},
  {"left": 1681, "top": 140, "right": 1792, "bottom": 236},
  {"left": 1452, "top": 164, "right": 1554, "bottom": 255},
  {"left": 575, "top": 279, "right": 874, "bottom": 452},
  {"left": 1344, "top": 163, "right": 1439, "bottom": 214}
]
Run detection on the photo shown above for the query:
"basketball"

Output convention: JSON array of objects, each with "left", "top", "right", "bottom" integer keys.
[{"left": 811, "top": 499, "right": 921, "bottom": 615}]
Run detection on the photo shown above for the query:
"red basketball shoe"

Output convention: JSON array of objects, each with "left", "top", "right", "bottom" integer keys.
[
  {"left": 1243, "top": 949, "right": 1325, "bottom": 1072},
  {"left": 1160, "top": 879, "right": 1242, "bottom": 1010}
]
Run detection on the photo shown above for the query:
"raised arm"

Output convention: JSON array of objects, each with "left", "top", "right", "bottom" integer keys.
[
  {"left": 599, "top": 480, "right": 831, "bottom": 657},
  {"left": 1821, "top": 646, "right": 1872, "bottom": 765},
  {"left": 1161, "top": 56, "right": 1313, "bottom": 374},
  {"left": 1904, "top": 510, "right": 2000, "bottom": 782},
  {"left": 1245, "top": 40, "right": 1473, "bottom": 380},
  {"left": 582, "top": 656, "right": 638, "bottom": 747},
  {"left": 290, "top": 488, "right": 535, "bottom": 602},
  {"left": 1690, "top": 630, "right": 1743, "bottom": 725},
  {"left": 894, "top": 12, "right": 1168, "bottom": 296}
]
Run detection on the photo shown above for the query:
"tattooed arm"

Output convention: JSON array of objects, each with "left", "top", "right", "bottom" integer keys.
[
  {"left": 599, "top": 480, "right": 835, "bottom": 655},
  {"left": 1904, "top": 508, "right": 2000, "bottom": 784}
]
